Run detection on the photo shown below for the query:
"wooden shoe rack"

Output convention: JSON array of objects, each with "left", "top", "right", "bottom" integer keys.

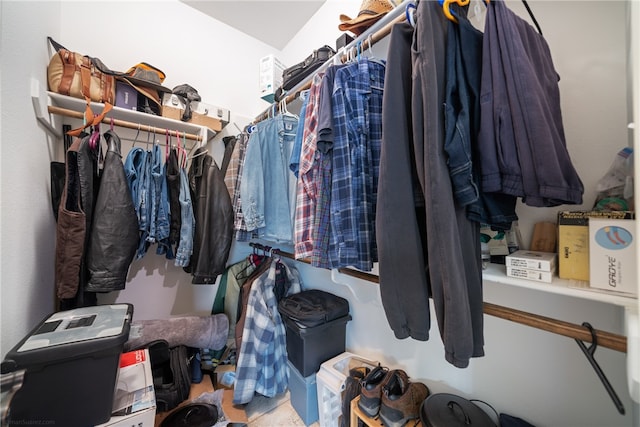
[{"left": 350, "top": 395, "right": 423, "bottom": 427}]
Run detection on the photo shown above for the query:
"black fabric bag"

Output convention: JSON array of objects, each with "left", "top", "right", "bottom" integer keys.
[
  {"left": 146, "top": 340, "right": 192, "bottom": 413},
  {"left": 278, "top": 289, "right": 349, "bottom": 328},
  {"left": 281, "top": 45, "right": 336, "bottom": 91}
]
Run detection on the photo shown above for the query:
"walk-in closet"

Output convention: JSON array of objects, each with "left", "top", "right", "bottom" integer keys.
[{"left": 1, "top": 1, "right": 639, "bottom": 426}]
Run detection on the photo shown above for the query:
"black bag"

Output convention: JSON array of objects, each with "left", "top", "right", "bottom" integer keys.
[
  {"left": 281, "top": 45, "right": 336, "bottom": 91},
  {"left": 278, "top": 289, "right": 349, "bottom": 328},
  {"left": 146, "top": 340, "right": 192, "bottom": 413}
]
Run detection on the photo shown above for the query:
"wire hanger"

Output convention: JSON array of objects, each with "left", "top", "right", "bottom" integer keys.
[
  {"left": 575, "top": 322, "right": 625, "bottom": 415},
  {"left": 132, "top": 123, "right": 142, "bottom": 147}
]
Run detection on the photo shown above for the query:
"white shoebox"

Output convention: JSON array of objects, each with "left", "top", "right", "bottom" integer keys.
[
  {"left": 161, "top": 93, "right": 229, "bottom": 131},
  {"left": 506, "top": 250, "right": 557, "bottom": 272},
  {"left": 506, "top": 266, "right": 555, "bottom": 283},
  {"left": 95, "top": 349, "right": 156, "bottom": 427},
  {"left": 589, "top": 217, "right": 637, "bottom": 296}
]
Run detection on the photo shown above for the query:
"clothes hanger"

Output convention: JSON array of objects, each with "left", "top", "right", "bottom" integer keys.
[
  {"left": 442, "top": 0, "right": 470, "bottom": 23},
  {"left": 405, "top": 2, "right": 417, "bottom": 27},
  {"left": 132, "top": 123, "right": 142, "bottom": 147}
]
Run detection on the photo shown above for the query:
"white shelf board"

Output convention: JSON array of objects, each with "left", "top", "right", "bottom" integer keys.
[
  {"left": 47, "top": 91, "right": 210, "bottom": 137},
  {"left": 483, "top": 263, "right": 637, "bottom": 308}
]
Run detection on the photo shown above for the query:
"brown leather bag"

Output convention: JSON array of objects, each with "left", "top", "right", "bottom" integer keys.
[{"left": 47, "top": 37, "right": 115, "bottom": 104}]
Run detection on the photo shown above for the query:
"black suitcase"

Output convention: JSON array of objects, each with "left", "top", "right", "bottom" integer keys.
[
  {"left": 281, "top": 45, "right": 336, "bottom": 91},
  {"left": 278, "top": 289, "right": 349, "bottom": 328}
]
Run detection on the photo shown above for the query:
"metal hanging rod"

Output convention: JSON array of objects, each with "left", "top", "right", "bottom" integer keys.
[
  {"left": 253, "top": 6, "right": 408, "bottom": 124},
  {"left": 47, "top": 105, "right": 203, "bottom": 142},
  {"left": 248, "top": 242, "right": 627, "bottom": 353}
]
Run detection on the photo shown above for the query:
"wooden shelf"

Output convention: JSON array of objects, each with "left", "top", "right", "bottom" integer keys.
[{"left": 482, "top": 263, "right": 637, "bottom": 308}]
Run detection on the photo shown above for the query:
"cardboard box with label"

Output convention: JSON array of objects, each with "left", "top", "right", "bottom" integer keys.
[
  {"left": 557, "top": 210, "right": 634, "bottom": 281},
  {"left": 95, "top": 349, "right": 156, "bottom": 427},
  {"left": 259, "top": 54, "right": 286, "bottom": 103},
  {"left": 589, "top": 217, "right": 637, "bottom": 296},
  {"left": 161, "top": 93, "right": 229, "bottom": 132}
]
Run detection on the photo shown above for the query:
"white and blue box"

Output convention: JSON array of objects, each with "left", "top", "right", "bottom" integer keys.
[{"left": 589, "top": 217, "right": 637, "bottom": 296}]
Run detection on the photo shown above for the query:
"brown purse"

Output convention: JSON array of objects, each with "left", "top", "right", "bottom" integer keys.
[{"left": 47, "top": 37, "right": 115, "bottom": 105}]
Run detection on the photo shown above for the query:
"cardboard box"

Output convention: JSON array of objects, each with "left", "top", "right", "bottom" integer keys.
[
  {"left": 259, "top": 54, "right": 286, "bottom": 103},
  {"left": 557, "top": 211, "right": 635, "bottom": 281},
  {"left": 96, "top": 349, "right": 156, "bottom": 427},
  {"left": 115, "top": 81, "right": 138, "bottom": 111},
  {"left": 506, "top": 250, "right": 557, "bottom": 272},
  {"left": 589, "top": 218, "right": 638, "bottom": 296},
  {"left": 161, "top": 93, "right": 227, "bottom": 132},
  {"left": 506, "top": 266, "right": 555, "bottom": 283}
]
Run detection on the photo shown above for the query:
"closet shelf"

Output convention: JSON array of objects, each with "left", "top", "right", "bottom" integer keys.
[
  {"left": 45, "top": 91, "right": 216, "bottom": 143},
  {"left": 482, "top": 263, "right": 637, "bottom": 308}
]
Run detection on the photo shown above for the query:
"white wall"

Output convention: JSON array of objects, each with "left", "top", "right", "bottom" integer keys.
[
  {"left": 0, "top": 0, "right": 638, "bottom": 426},
  {"left": 0, "top": 0, "right": 61, "bottom": 359}
]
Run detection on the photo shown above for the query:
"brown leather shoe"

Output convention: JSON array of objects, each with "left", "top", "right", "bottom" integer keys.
[
  {"left": 357, "top": 365, "right": 390, "bottom": 417},
  {"left": 379, "top": 370, "right": 429, "bottom": 427}
]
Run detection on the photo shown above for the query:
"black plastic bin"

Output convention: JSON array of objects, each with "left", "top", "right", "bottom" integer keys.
[
  {"left": 2, "top": 304, "right": 133, "bottom": 427},
  {"left": 283, "top": 314, "right": 351, "bottom": 377}
]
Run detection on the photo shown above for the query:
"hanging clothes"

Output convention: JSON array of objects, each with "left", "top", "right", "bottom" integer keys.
[
  {"left": 444, "top": 3, "right": 518, "bottom": 231},
  {"left": 311, "top": 64, "right": 345, "bottom": 269},
  {"left": 241, "top": 114, "right": 298, "bottom": 243},
  {"left": 377, "top": 0, "right": 483, "bottom": 369},
  {"left": 148, "top": 143, "right": 173, "bottom": 259},
  {"left": 166, "top": 146, "right": 182, "bottom": 251},
  {"left": 86, "top": 130, "right": 139, "bottom": 292},
  {"left": 187, "top": 146, "right": 234, "bottom": 284},
  {"left": 233, "top": 259, "right": 302, "bottom": 405},
  {"left": 294, "top": 73, "right": 324, "bottom": 260},
  {"left": 224, "top": 129, "right": 257, "bottom": 242},
  {"left": 328, "top": 58, "right": 385, "bottom": 272},
  {"left": 124, "top": 146, "right": 152, "bottom": 259},
  {"left": 57, "top": 132, "right": 100, "bottom": 310},
  {"left": 174, "top": 166, "right": 195, "bottom": 268},
  {"left": 478, "top": 0, "right": 584, "bottom": 207}
]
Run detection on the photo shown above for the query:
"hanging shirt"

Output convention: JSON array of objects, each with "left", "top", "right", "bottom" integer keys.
[
  {"left": 311, "top": 64, "right": 344, "bottom": 269},
  {"left": 289, "top": 89, "right": 310, "bottom": 178},
  {"left": 294, "top": 73, "right": 324, "bottom": 259},
  {"left": 329, "top": 58, "right": 385, "bottom": 271},
  {"left": 241, "top": 115, "right": 298, "bottom": 243},
  {"left": 233, "top": 259, "right": 302, "bottom": 404}
]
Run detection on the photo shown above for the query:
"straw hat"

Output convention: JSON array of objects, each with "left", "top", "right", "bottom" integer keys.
[{"left": 339, "top": 0, "right": 394, "bottom": 35}]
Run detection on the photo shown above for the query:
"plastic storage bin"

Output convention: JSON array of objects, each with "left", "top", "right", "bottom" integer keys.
[
  {"left": 316, "top": 352, "right": 379, "bottom": 427},
  {"left": 2, "top": 304, "right": 133, "bottom": 427},
  {"left": 283, "top": 314, "right": 351, "bottom": 377},
  {"left": 288, "top": 361, "right": 319, "bottom": 426}
]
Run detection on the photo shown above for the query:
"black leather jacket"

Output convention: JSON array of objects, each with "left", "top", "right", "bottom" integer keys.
[
  {"left": 86, "top": 130, "right": 139, "bottom": 291},
  {"left": 187, "top": 147, "right": 233, "bottom": 284}
]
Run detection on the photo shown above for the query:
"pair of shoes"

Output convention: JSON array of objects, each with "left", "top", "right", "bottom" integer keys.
[
  {"left": 358, "top": 365, "right": 389, "bottom": 417},
  {"left": 357, "top": 366, "right": 429, "bottom": 427},
  {"left": 379, "top": 370, "right": 429, "bottom": 427}
]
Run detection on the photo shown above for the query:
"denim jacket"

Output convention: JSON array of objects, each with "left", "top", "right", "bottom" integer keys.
[
  {"left": 124, "top": 147, "right": 150, "bottom": 259},
  {"left": 175, "top": 167, "right": 194, "bottom": 267}
]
